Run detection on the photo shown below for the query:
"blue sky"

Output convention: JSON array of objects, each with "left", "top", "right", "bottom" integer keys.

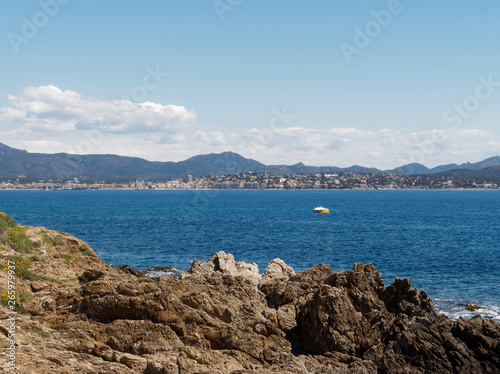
[{"left": 1, "top": 0, "right": 499, "bottom": 168}]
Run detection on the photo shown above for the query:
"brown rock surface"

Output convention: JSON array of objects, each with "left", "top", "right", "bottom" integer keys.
[{"left": 0, "top": 213, "right": 499, "bottom": 373}]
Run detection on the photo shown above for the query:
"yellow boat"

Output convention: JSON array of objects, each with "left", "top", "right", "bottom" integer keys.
[{"left": 313, "top": 206, "right": 329, "bottom": 213}]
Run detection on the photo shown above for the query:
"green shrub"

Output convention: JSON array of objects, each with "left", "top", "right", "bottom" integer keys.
[
  {"left": 80, "top": 245, "right": 92, "bottom": 256},
  {"left": 53, "top": 253, "right": 75, "bottom": 262},
  {"left": 13, "top": 267, "right": 66, "bottom": 285},
  {"left": 0, "top": 290, "right": 13, "bottom": 307},
  {"left": 8, "top": 226, "right": 36, "bottom": 254},
  {"left": 29, "top": 255, "right": 42, "bottom": 262},
  {"left": 1, "top": 255, "right": 32, "bottom": 274},
  {"left": 78, "top": 274, "right": 91, "bottom": 284},
  {"left": 0, "top": 212, "right": 17, "bottom": 234},
  {"left": 43, "top": 236, "right": 60, "bottom": 247},
  {"left": 18, "top": 291, "right": 34, "bottom": 303},
  {"left": 16, "top": 268, "right": 40, "bottom": 281},
  {"left": 40, "top": 275, "right": 67, "bottom": 285},
  {"left": 38, "top": 326, "right": 51, "bottom": 338},
  {"left": 78, "top": 271, "right": 98, "bottom": 284},
  {"left": 0, "top": 290, "right": 24, "bottom": 313}
]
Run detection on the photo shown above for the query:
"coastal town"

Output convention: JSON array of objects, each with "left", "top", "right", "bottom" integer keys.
[{"left": 1, "top": 172, "right": 498, "bottom": 190}]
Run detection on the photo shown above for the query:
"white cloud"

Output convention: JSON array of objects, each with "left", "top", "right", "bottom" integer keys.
[
  {"left": 0, "top": 85, "right": 197, "bottom": 134},
  {"left": 1, "top": 85, "right": 499, "bottom": 169}
]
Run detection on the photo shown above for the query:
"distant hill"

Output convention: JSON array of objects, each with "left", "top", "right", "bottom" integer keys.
[
  {"left": 388, "top": 163, "right": 431, "bottom": 175},
  {"left": 1, "top": 142, "right": 499, "bottom": 181},
  {"left": 0, "top": 143, "right": 266, "bottom": 181},
  {"left": 390, "top": 157, "right": 500, "bottom": 180},
  {"left": 436, "top": 165, "right": 500, "bottom": 180},
  {"left": 0, "top": 143, "right": 174, "bottom": 180},
  {"left": 264, "top": 162, "right": 383, "bottom": 175},
  {"left": 427, "top": 156, "right": 500, "bottom": 175},
  {"left": 386, "top": 156, "right": 500, "bottom": 175},
  {"left": 178, "top": 152, "right": 267, "bottom": 175}
]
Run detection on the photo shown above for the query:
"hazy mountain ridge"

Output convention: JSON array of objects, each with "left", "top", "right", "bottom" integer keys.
[
  {"left": 1, "top": 142, "right": 499, "bottom": 180},
  {"left": 435, "top": 165, "right": 500, "bottom": 179}
]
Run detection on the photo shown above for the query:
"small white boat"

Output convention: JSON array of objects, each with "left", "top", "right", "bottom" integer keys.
[{"left": 313, "top": 206, "right": 329, "bottom": 213}]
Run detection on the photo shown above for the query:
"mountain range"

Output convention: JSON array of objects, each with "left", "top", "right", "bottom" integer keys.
[{"left": 1, "top": 142, "right": 500, "bottom": 181}]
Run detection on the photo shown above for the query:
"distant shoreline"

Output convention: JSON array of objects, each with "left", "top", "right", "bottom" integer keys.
[{"left": 0, "top": 188, "right": 499, "bottom": 191}]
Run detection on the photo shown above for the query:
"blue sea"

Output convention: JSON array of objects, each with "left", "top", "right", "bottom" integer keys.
[{"left": 1, "top": 189, "right": 499, "bottom": 322}]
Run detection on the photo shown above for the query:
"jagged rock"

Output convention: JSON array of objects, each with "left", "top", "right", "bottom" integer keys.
[
  {"left": 259, "top": 258, "right": 295, "bottom": 307},
  {"left": 295, "top": 263, "right": 500, "bottom": 373},
  {"left": 465, "top": 303, "right": 482, "bottom": 312},
  {"left": 382, "top": 276, "right": 436, "bottom": 317},
  {"left": 117, "top": 264, "right": 146, "bottom": 277},
  {"left": 261, "top": 258, "right": 295, "bottom": 283},
  {"left": 151, "top": 265, "right": 178, "bottom": 273},
  {"left": 262, "top": 262, "right": 333, "bottom": 308},
  {"left": 189, "top": 251, "right": 260, "bottom": 284},
  {"left": 0, "top": 214, "right": 499, "bottom": 373},
  {"left": 119, "top": 265, "right": 180, "bottom": 279},
  {"left": 298, "top": 284, "right": 366, "bottom": 354},
  {"left": 30, "top": 280, "right": 50, "bottom": 292}
]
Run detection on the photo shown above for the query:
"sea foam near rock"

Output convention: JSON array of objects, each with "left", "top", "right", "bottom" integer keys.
[
  {"left": 435, "top": 298, "right": 500, "bottom": 322},
  {"left": 146, "top": 269, "right": 182, "bottom": 278}
]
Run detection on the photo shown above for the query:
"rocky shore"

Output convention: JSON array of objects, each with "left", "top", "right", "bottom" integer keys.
[{"left": 0, "top": 213, "right": 499, "bottom": 373}]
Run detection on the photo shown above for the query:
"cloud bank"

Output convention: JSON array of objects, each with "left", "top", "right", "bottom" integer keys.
[
  {"left": 1, "top": 86, "right": 499, "bottom": 169},
  {"left": 0, "top": 85, "right": 197, "bottom": 134}
]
